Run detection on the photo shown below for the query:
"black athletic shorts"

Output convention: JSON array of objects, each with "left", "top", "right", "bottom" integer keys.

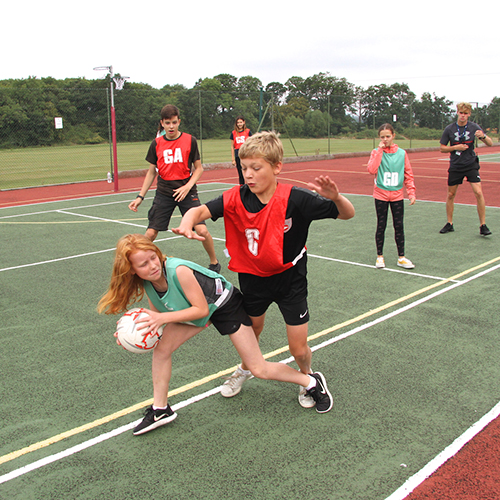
[
  {"left": 147, "top": 190, "right": 206, "bottom": 231},
  {"left": 209, "top": 286, "right": 253, "bottom": 336},
  {"left": 448, "top": 165, "right": 481, "bottom": 186},
  {"left": 238, "top": 260, "right": 310, "bottom": 326}
]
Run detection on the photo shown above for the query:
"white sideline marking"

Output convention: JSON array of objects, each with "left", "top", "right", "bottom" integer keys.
[
  {"left": 385, "top": 400, "right": 500, "bottom": 500},
  {"left": 308, "top": 252, "right": 459, "bottom": 282},
  {"left": 0, "top": 387, "right": 222, "bottom": 485},
  {"left": 1, "top": 263, "right": 499, "bottom": 485}
]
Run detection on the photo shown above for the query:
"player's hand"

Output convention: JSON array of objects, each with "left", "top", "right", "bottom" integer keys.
[
  {"left": 307, "top": 175, "right": 340, "bottom": 201},
  {"left": 171, "top": 225, "right": 205, "bottom": 241},
  {"left": 113, "top": 330, "right": 122, "bottom": 346},
  {"left": 378, "top": 140, "right": 386, "bottom": 149},
  {"left": 455, "top": 144, "right": 468, "bottom": 151},
  {"left": 173, "top": 185, "right": 190, "bottom": 202},
  {"left": 474, "top": 130, "right": 485, "bottom": 139},
  {"left": 128, "top": 199, "right": 141, "bottom": 212},
  {"left": 134, "top": 309, "right": 164, "bottom": 335},
  {"left": 409, "top": 197, "right": 416, "bottom": 206}
]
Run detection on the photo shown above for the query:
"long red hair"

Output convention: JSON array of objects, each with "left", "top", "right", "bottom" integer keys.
[{"left": 97, "top": 234, "right": 166, "bottom": 315}]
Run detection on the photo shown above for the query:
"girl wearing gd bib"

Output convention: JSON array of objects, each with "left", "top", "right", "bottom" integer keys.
[{"left": 367, "top": 124, "right": 416, "bottom": 270}]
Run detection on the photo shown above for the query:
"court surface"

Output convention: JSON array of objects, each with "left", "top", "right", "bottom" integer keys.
[{"left": 1, "top": 147, "right": 500, "bottom": 499}]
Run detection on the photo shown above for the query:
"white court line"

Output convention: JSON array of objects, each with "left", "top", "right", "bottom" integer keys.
[
  {"left": 0, "top": 237, "right": 456, "bottom": 283},
  {"left": 385, "top": 400, "right": 500, "bottom": 500},
  {"left": 1, "top": 262, "right": 499, "bottom": 486},
  {"left": 308, "top": 253, "right": 461, "bottom": 283},
  {"left": 0, "top": 183, "right": 230, "bottom": 215},
  {"left": 0, "top": 199, "right": 143, "bottom": 220},
  {"left": 0, "top": 236, "right": 178, "bottom": 273},
  {"left": 57, "top": 210, "right": 148, "bottom": 228},
  {"left": 0, "top": 387, "right": 222, "bottom": 485},
  {"left": 0, "top": 233, "right": 227, "bottom": 274}
]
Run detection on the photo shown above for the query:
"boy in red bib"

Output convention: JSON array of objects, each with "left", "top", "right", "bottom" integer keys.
[
  {"left": 129, "top": 105, "right": 220, "bottom": 271},
  {"left": 173, "top": 131, "right": 354, "bottom": 409}
]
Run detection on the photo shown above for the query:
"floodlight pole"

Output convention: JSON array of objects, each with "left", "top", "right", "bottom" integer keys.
[{"left": 94, "top": 65, "right": 119, "bottom": 192}]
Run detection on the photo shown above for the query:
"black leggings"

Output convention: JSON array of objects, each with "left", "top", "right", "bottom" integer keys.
[
  {"left": 375, "top": 198, "right": 405, "bottom": 256},
  {"left": 235, "top": 153, "right": 245, "bottom": 185}
]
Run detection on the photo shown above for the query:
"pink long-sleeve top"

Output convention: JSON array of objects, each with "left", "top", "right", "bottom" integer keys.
[{"left": 367, "top": 144, "right": 416, "bottom": 202}]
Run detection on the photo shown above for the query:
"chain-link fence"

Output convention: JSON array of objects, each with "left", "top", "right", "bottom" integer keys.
[{"left": 1, "top": 84, "right": 497, "bottom": 190}]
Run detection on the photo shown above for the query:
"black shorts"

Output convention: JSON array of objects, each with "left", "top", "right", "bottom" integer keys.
[
  {"left": 238, "top": 261, "right": 310, "bottom": 326},
  {"left": 147, "top": 190, "right": 206, "bottom": 232},
  {"left": 448, "top": 166, "right": 481, "bottom": 186},
  {"left": 209, "top": 286, "right": 252, "bottom": 336}
]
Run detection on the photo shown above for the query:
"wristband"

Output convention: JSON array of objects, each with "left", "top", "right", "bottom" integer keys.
[
  {"left": 480, "top": 136, "right": 486, "bottom": 140},
  {"left": 136, "top": 195, "right": 145, "bottom": 200}
]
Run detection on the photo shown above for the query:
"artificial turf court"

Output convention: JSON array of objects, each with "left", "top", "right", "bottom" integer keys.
[{"left": 1, "top": 147, "right": 500, "bottom": 499}]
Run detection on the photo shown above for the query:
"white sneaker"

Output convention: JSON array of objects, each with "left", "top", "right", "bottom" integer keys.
[
  {"left": 298, "top": 385, "right": 316, "bottom": 408},
  {"left": 397, "top": 257, "right": 415, "bottom": 269},
  {"left": 220, "top": 367, "right": 253, "bottom": 397},
  {"left": 375, "top": 256, "right": 385, "bottom": 268}
]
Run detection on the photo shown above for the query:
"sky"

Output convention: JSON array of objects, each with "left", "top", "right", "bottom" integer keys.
[{"left": 3, "top": 0, "right": 499, "bottom": 107}]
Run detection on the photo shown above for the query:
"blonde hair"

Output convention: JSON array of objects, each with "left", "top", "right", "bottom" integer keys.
[
  {"left": 457, "top": 102, "right": 472, "bottom": 114},
  {"left": 238, "top": 131, "right": 283, "bottom": 166},
  {"left": 97, "top": 234, "right": 166, "bottom": 315}
]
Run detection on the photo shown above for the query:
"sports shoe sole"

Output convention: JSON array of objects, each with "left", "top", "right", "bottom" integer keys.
[
  {"left": 397, "top": 262, "right": 415, "bottom": 269},
  {"left": 298, "top": 387, "right": 316, "bottom": 408}
]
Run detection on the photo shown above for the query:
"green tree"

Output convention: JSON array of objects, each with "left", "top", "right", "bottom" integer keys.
[
  {"left": 478, "top": 97, "right": 500, "bottom": 132},
  {"left": 360, "top": 83, "right": 416, "bottom": 129},
  {"left": 304, "top": 110, "right": 329, "bottom": 137},
  {"left": 414, "top": 92, "right": 453, "bottom": 130},
  {"left": 283, "top": 115, "right": 304, "bottom": 137}
]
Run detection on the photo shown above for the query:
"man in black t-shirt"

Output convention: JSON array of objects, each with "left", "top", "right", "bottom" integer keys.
[{"left": 439, "top": 102, "right": 493, "bottom": 236}]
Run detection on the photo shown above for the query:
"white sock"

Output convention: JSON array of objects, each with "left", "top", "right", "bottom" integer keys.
[
  {"left": 305, "top": 375, "right": 317, "bottom": 391},
  {"left": 152, "top": 405, "right": 168, "bottom": 411},
  {"left": 238, "top": 365, "right": 252, "bottom": 375}
]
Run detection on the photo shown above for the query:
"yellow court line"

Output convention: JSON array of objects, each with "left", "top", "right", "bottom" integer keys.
[{"left": 1, "top": 255, "right": 499, "bottom": 466}]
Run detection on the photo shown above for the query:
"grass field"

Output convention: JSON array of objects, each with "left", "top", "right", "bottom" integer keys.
[{"left": 0, "top": 137, "right": 441, "bottom": 190}]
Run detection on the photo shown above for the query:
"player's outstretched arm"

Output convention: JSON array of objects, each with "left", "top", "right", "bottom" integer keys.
[
  {"left": 307, "top": 175, "right": 355, "bottom": 220},
  {"left": 171, "top": 205, "right": 212, "bottom": 240}
]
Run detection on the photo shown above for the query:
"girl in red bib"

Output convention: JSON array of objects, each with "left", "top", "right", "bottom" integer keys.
[{"left": 230, "top": 116, "right": 252, "bottom": 185}]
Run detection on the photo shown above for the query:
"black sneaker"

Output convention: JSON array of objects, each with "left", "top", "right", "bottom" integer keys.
[
  {"left": 480, "top": 224, "right": 492, "bottom": 236},
  {"left": 306, "top": 372, "right": 333, "bottom": 413},
  {"left": 439, "top": 222, "right": 454, "bottom": 234},
  {"left": 133, "top": 405, "right": 177, "bottom": 435},
  {"left": 208, "top": 262, "right": 221, "bottom": 273}
]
